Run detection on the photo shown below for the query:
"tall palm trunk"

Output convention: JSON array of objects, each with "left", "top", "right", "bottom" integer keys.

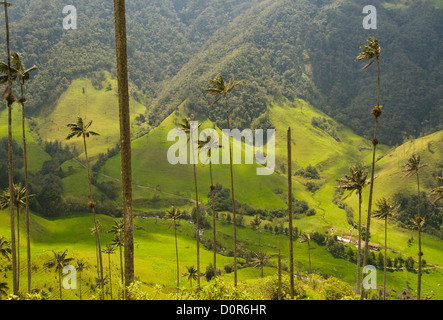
[
  {"left": 356, "top": 191, "right": 362, "bottom": 294},
  {"left": 362, "top": 57, "right": 381, "bottom": 299},
  {"left": 287, "top": 127, "right": 294, "bottom": 299},
  {"left": 209, "top": 162, "right": 217, "bottom": 273},
  {"left": 16, "top": 206, "right": 19, "bottom": 289},
  {"left": 190, "top": 136, "right": 200, "bottom": 288},
  {"left": 82, "top": 134, "right": 104, "bottom": 299},
  {"left": 173, "top": 219, "right": 180, "bottom": 294},
  {"left": 416, "top": 172, "right": 422, "bottom": 300},
  {"left": 79, "top": 271, "right": 82, "bottom": 300},
  {"left": 58, "top": 269, "right": 62, "bottom": 300},
  {"left": 3, "top": 1, "right": 17, "bottom": 295},
  {"left": 108, "top": 253, "right": 113, "bottom": 300},
  {"left": 383, "top": 216, "right": 387, "bottom": 300},
  {"left": 20, "top": 84, "right": 32, "bottom": 294},
  {"left": 224, "top": 93, "right": 238, "bottom": 287},
  {"left": 307, "top": 241, "right": 311, "bottom": 274},
  {"left": 119, "top": 241, "right": 124, "bottom": 299},
  {"left": 113, "top": 0, "right": 134, "bottom": 299}
]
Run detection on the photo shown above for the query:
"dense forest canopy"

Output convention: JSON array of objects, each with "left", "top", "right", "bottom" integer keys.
[{"left": 0, "top": 0, "right": 441, "bottom": 145}]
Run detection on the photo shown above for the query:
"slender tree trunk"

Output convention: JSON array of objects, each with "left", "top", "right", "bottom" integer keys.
[
  {"left": 210, "top": 162, "right": 217, "bottom": 273},
  {"left": 108, "top": 254, "right": 113, "bottom": 300},
  {"left": 83, "top": 135, "right": 104, "bottom": 299},
  {"left": 224, "top": 94, "right": 237, "bottom": 287},
  {"left": 190, "top": 135, "right": 200, "bottom": 289},
  {"left": 119, "top": 243, "right": 124, "bottom": 299},
  {"left": 79, "top": 271, "right": 82, "bottom": 300},
  {"left": 357, "top": 191, "right": 362, "bottom": 294},
  {"left": 308, "top": 241, "right": 311, "bottom": 274},
  {"left": 113, "top": 0, "right": 134, "bottom": 298},
  {"left": 16, "top": 206, "right": 19, "bottom": 289},
  {"left": 58, "top": 269, "right": 62, "bottom": 300},
  {"left": 278, "top": 246, "right": 282, "bottom": 300},
  {"left": 417, "top": 172, "right": 422, "bottom": 300},
  {"left": 362, "top": 57, "right": 381, "bottom": 299},
  {"left": 287, "top": 127, "right": 294, "bottom": 299},
  {"left": 20, "top": 84, "right": 32, "bottom": 294},
  {"left": 3, "top": 1, "right": 17, "bottom": 295},
  {"left": 174, "top": 220, "right": 180, "bottom": 295},
  {"left": 383, "top": 217, "right": 387, "bottom": 300}
]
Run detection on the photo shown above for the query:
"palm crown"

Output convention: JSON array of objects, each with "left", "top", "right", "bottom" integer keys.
[
  {"left": 403, "top": 154, "right": 427, "bottom": 178},
  {"left": 0, "top": 183, "right": 35, "bottom": 210},
  {"left": 336, "top": 164, "right": 369, "bottom": 200},
  {"left": 373, "top": 198, "right": 396, "bottom": 220},
  {"left": 205, "top": 74, "right": 242, "bottom": 106},
  {"left": 355, "top": 36, "right": 381, "bottom": 70},
  {"left": 66, "top": 116, "right": 100, "bottom": 140},
  {"left": 0, "top": 52, "right": 37, "bottom": 86},
  {"left": 44, "top": 250, "right": 73, "bottom": 272}
]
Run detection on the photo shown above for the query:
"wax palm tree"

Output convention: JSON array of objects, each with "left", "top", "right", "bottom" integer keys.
[
  {"left": 336, "top": 164, "right": 369, "bottom": 294},
  {"left": 299, "top": 232, "right": 312, "bottom": 274},
  {"left": 429, "top": 176, "right": 443, "bottom": 203},
  {"left": 109, "top": 219, "right": 124, "bottom": 299},
  {"left": 205, "top": 73, "right": 242, "bottom": 286},
  {"left": 66, "top": 116, "right": 104, "bottom": 298},
  {"left": 1, "top": 0, "right": 17, "bottom": 295},
  {"left": 0, "top": 52, "right": 37, "bottom": 294},
  {"left": 102, "top": 244, "right": 116, "bottom": 300},
  {"left": 0, "top": 183, "right": 35, "bottom": 290},
  {"left": 251, "top": 250, "right": 269, "bottom": 278},
  {"left": 198, "top": 133, "right": 222, "bottom": 272},
  {"left": 113, "top": 0, "right": 135, "bottom": 297},
  {"left": 250, "top": 215, "right": 263, "bottom": 250},
  {"left": 0, "top": 236, "right": 11, "bottom": 260},
  {"left": 0, "top": 282, "right": 8, "bottom": 300},
  {"left": 182, "top": 265, "right": 198, "bottom": 288},
  {"left": 164, "top": 206, "right": 182, "bottom": 294},
  {"left": 44, "top": 250, "right": 73, "bottom": 300},
  {"left": 287, "top": 127, "right": 295, "bottom": 299},
  {"left": 403, "top": 154, "right": 427, "bottom": 300},
  {"left": 177, "top": 115, "right": 202, "bottom": 288},
  {"left": 373, "top": 197, "right": 396, "bottom": 300},
  {"left": 89, "top": 220, "right": 102, "bottom": 279},
  {"left": 76, "top": 260, "right": 88, "bottom": 300},
  {"left": 355, "top": 37, "right": 382, "bottom": 291}
]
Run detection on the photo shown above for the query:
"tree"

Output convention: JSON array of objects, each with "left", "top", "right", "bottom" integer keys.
[
  {"left": 287, "top": 127, "right": 295, "bottom": 299},
  {"left": 403, "top": 154, "right": 427, "bottom": 300},
  {"left": 76, "top": 260, "right": 88, "bottom": 300},
  {"left": 182, "top": 265, "right": 198, "bottom": 288},
  {"left": 0, "top": 236, "right": 11, "bottom": 261},
  {"left": 336, "top": 164, "right": 369, "bottom": 294},
  {"left": 44, "top": 250, "right": 73, "bottom": 300},
  {"left": 164, "top": 206, "right": 182, "bottom": 294},
  {"left": 355, "top": 37, "right": 382, "bottom": 297},
  {"left": 0, "top": 52, "right": 37, "bottom": 294},
  {"left": 198, "top": 133, "right": 222, "bottom": 273},
  {"left": 102, "top": 244, "right": 116, "bottom": 300},
  {"left": 373, "top": 197, "right": 396, "bottom": 300},
  {"left": 250, "top": 215, "right": 263, "bottom": 250},
  {"left": 66, "top": 116, "right": 104, "bottom": 298},
  {"left": 251, "top": 250, "right": 269, "bottom": 278},
  {"left": 0, "top": 183, "right": 34, "bottom": 290},
  {"left": 205, "top": 73, "right": 242, "bottom": 287},
  {"left": 429, "top": 176, "right": 442, "bottom": 203},
  {"left": 89, "top": 220, "right": 102, "bottom": 280},
  {"left": 109, "top": 219, "right": 124, "bottom": 299},
  {"left": 113, "top": 0, "right": 135, "bottom": 299},
  {"left": 299, "top": 232, "right": 312, "bottom": 274},
  {"left": 178, "top": 115, "right": 202, "bottom": 288},
  {"left": 1, "top": 0, "right": 18, "bottom": 295}
]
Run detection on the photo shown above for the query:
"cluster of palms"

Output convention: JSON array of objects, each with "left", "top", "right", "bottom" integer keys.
[
  {"left": 0, "top": 0, "right": 135, "bottom": 299},
  {"left": 43, "top": 219, "right": 125, "bottom": 300},
  {"left": 334, "top": 37, "right": 441, "bottom": 300}
]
